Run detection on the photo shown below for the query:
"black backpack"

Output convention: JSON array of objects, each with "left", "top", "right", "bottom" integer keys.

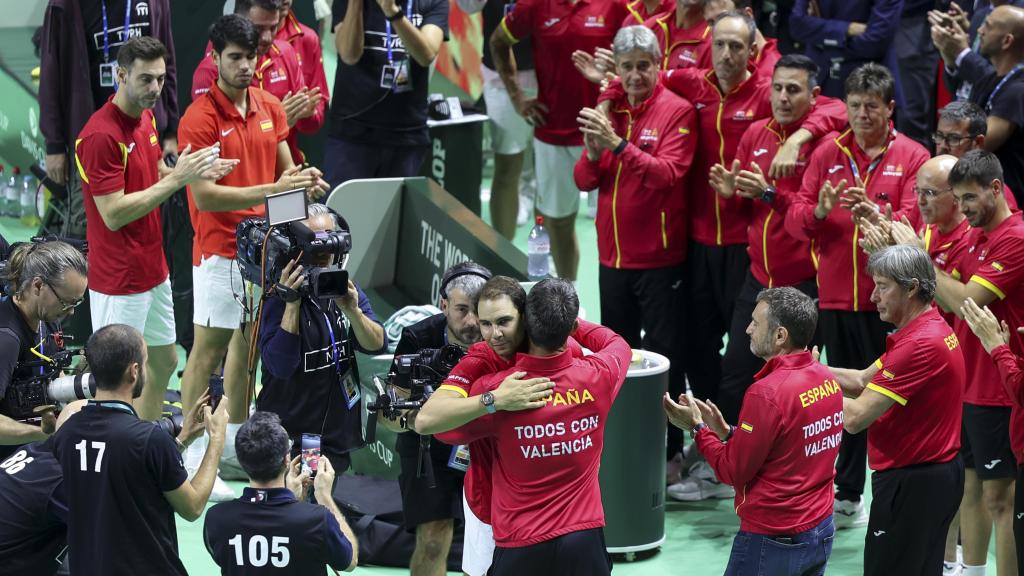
[{"left": 332, "top": 474, "right": 464, "bottom": 570}]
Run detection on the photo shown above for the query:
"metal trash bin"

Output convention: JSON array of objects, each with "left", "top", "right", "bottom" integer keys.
[{"left": 599, "top": 350, "right": 669, "bottom": 558}]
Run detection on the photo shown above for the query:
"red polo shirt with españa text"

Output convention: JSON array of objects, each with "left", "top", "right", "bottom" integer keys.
[
  {"left": 438, "top": 339, "right": 585, "bottom": 525},
  {"left": 696, "top": 351, "right": 842, "bottom": 535},
  {"left": 500, "top": 0, "right": 628, "bottom": 146},
  {"left": 948, "top": 216, "right": 1024, "bottom": 406},
  {"left": 436, "top": 320, "right": 631, "bottom": 547},
  {"left": 178, "top": 83, "right": 289, "bottom": 265},
  {"left": 786, "top": 127, "right": 929, "bottom": 311},
  {"left": 866, "top": 308, "right": 965, "bottom": 471},
  {"left": 75, "top": 100, "right": 169, "bottom": 295}
]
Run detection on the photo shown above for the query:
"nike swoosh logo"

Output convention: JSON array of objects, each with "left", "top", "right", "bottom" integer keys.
[
  {"left": 828, "top": 165, "right": 843, "bottom": 174},
  {"left": 543, "top": 18, "right": 560, "bottom": 27},
  {"left": 221, "top": 128, "right": 235, "bottom": 137},
  {"left": 1018, "top": 513, "right": 1024, "bottom": 519},
  {"left": 985, "top": 459, "right": 1002, "bottom": 470},
  {"left": 753, "top": 148, "right": 768, "bottom": 157},
  {"left": 671, "top": 280, "right": 682, "bottom": 290},
  {"left": 873, "top": 530, "right": 885, "bottom": 537}
]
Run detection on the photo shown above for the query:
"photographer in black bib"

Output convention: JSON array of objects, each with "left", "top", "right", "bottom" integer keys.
[
  {"left": 0, "top": 240, "right": 88, "bottom": 461},
  {"left": 380, "top": 262, "right": 491, "bottom": 576},
  {"left": 256, "top": 203, "right": 387, "bottom": 473}
]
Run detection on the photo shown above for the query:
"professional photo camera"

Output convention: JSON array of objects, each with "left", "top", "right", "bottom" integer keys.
[
  {"left": 236, "top": 189, "right": 352, "bottom": 300},
  {"left": 0, "top": 236, "right": 88, "bottom": 297},
  {"left": 1, "top": 348, "right": 93, "bottom": 422},
  {"left": 365, "top": 344, "right": 465, "bottom": 441}
]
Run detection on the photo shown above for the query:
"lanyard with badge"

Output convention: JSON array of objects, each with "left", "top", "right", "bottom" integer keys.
[
  {"left": 381, "top": 0, "right": 415, "bottom": 93},
  {"left": 985, "top": 63, "right": 1024, "bottom": 114},
  {"left": 99, "top": 0, "right": 133, "bottom": 88},
  {"left": 313, "top": 300, "right": 360, "bottom": 410},
  {"left": 845, "top": 141, "right": 892, "bottom": 206},
  {"left": 436, "top": 330, "right": 471, "bottom": 473}
]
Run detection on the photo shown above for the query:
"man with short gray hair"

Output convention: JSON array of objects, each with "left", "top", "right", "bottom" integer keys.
[
  {"left": 574, "top": 25, "right": 696, "bottom": 486},
  {"left": 829, "top": 245, "right": 965, "bottom": 575},
  {"left": 664, "top": 286, "right": 841, "bottom": 575}
]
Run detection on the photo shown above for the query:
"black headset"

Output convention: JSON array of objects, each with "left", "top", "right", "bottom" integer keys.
[{"left": 440, "top": 261, "right": 492, "bottom": 300}]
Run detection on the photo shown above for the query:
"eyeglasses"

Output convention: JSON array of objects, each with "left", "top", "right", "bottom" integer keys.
[
  {"left": 931, "top": 131, "right": 971, "bottom": 147},
  {"left": 43, "top": 280, "right": 84, "bottom": 312},
  {"left": 914, "top": 186, "right": 953, "bottom": 199}
]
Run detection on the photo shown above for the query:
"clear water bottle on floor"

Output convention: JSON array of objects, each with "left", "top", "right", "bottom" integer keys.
[
  {"left": 6, "top": 167, "right": 21, "bottom": 219},
  {"left": 0, "top": 165, "right": 7, "bottom": 217},
  {"left": 20, "top": 175, "right": 39, "bottom": 227},
  {"left": 527, "top": 215, "right": 551, "bottom": 281}
]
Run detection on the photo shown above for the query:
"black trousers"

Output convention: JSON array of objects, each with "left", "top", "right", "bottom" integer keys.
[
  {"left": 599, "top": 263, "right": 685, "bottom": 459},
  {"left": 491, "top": 528, "right": 611, "bottom": 576},
  {"left": 681, "top": 242, "right": 749, "bottom": 453},
  {"left": 864, "top": 458, "right": 964, "bottom": 576},
  {"left": 1015, "top": 465, "right": 1024, "bottom": 575},
  {"left": 717, "top": 272, "right": 820, "bottom": 423},
  {"left": 819, "top": 309, "right": 889, "bottom": 500}
]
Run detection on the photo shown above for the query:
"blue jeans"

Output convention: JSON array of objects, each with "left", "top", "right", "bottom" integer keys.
[{"left": 725, "top": 515, "right": 835, "bottom": 576}]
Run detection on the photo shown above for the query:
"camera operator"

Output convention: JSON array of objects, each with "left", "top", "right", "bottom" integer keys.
[
  {"left": 53, "top": 324, "right": 230, "bottom": 576},
  {"left": 257, "top": 203, "right": 386, "bottom": 472},
  {"left": 0, "top": 394, "right": 207, "bottom": 576},
  {"left": 204, "top": 411, "right": 358, "bottom": 573},
  {"left": 0, "top": 241, "right": 88, "bottom": 461},
  {"left": 0, "top": 400, "right": 83, "bottom": 576},
  {"left": 375, "top": 262, "right": 490, "bottom": 575}
]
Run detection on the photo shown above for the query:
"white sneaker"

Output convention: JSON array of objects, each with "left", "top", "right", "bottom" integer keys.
[
  {"left": 943, "top": 562, "right": 963, "bottom": 576},
  {"left": 517, "top": 201, "right": 530, "bottom": 226},
  {"left": 666, "top": 461, "right": 735, "bottom": 501},
  {"left": 833, "top": 498, "right": 868, "bottom": 529},
  {"left": 209, "top": 473, "right": 237, "bottom": 502}
]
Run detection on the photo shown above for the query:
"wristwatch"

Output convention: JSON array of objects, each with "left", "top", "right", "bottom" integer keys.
[
  {"left": 480, "top": 392, "right": 497, "bottom": 414},
  {"left": 760, "top": 185, "right": 776, "bottom": 204},
  {"left": 690, "top": 423, "right": 707, "bottom": 439}
]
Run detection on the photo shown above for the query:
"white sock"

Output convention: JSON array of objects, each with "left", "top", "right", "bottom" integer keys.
[
  {"left": 222, "top": 423, "right": 243, "bottom": 459},
  {"left": 961, "top": 565, "right": 986, "bottom": 576},
  {"left": 184, "top": 434, "right": 207, "bottom": 475}
]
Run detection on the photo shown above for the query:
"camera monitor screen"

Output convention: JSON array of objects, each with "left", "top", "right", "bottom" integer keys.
[{"left": 265, "top": 188, "right": 308, "bottom": 226}]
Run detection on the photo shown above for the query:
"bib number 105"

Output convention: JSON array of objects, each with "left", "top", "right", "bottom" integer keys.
[{"left": 228, "top": 535, "right": 290, "bottom": 568}]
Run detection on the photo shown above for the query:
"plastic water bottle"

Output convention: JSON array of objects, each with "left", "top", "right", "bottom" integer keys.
[
  {"left": 0, "top": 165, "right": 7, "bottom": 217},
  {"left": 527, "top": 215, "right": 551, "bottom": 281},
  {"left": 5, "top": 167, "right": 21, "bottom": 219},
  {"left": 20, "top": 175, "right": 39, "bottom": 227}
]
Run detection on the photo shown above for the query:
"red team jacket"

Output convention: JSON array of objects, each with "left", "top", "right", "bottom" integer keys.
[
  {"left": 696, "top": 351, "right": 842, "bottom": 535},
  {"left": 601, "top": 67, "right": 840, "bottom": 248},
  {"left": 866, "top": 308, "right": 965, "bottom": 471},
  {"left": 573, "top": 82, "right": 697, "bottom": 269},
  {"left": 437, "top": 320, "right": 632, "bottom": 547},
  {"left": 733, "top": 98, "right": 845, "bottom": 287},
  {"left": 923, "top": 218, "right": 970, "bottom": 326},
  {"left": 786, "top": 126, "right": 930, "bottom": 311}
]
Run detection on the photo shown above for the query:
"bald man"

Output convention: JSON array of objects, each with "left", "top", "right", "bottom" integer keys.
[{"left": 933, "top": 4, "right": 1024, "bottom": 206}]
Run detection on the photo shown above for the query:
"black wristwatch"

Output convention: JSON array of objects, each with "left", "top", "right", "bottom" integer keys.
[
  {"left": 761, "top": 185, "right": 776, "bottom": 204},
  {"left": 480, "top": 391, "right": 497, "bottom": 414},
  {"left": 690, "top": 423, "right": 708, "bottom": 439},
  {"left": 385, "top": 8, "right": 404, "bottom": 21}
]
